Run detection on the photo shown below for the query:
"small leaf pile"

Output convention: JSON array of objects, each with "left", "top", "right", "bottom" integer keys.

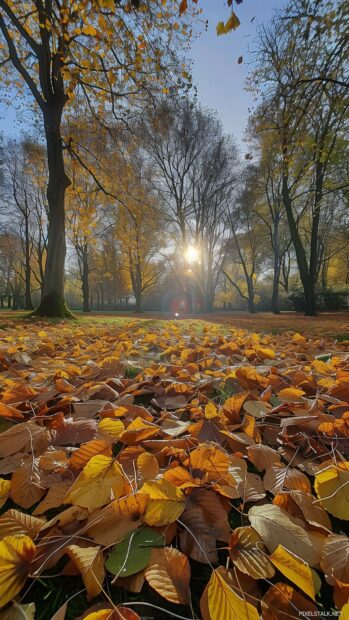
[{"left": 0, "top": 319, "right": 348, "bottom": 619}]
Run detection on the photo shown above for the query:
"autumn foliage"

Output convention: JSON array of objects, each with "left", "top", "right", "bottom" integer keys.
[{"left": 0, "top": 318, "right": 348, "bottom": 618}]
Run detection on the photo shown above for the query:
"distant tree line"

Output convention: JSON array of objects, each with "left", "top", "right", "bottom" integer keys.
[{"left": 0, "top": 0, "right": 347, "bottom": 316}]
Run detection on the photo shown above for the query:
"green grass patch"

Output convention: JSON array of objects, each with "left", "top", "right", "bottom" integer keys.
[{"left": 336, "top": 332, "right": 349, "bottom": 342}]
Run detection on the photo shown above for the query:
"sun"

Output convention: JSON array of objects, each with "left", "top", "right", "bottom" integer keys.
[{"left": 184, "top": 245, "right": 200, "bottom": 264}]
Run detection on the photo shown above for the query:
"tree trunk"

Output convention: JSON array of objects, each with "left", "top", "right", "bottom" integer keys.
[
  {"left": 204, "top": 294, "right": 213, "bottom": 313},
  {"left": 303, "top": 279, "right": 317, "bottom": 316},
  {"left": 135, "top": 289, "right": 142, "bottom": 312},
  {"left": 24, "top": 215, "right": 33, "bottom": 310},
  {"left": 272, "top": 260, "right": 280, "bottom": 314},
  {"left": 34, "top": 105, "right": 71, "bottom": 317},
  {"left": 247, "top": 278, "right": 256, "bottom": 314},
  {"left": 271, "top": 223, "right": 280, "bottom": 314},
  {"left": 282, "top": 173, "right": 318, "bottom": 316},
  {"left": 81, "top": 252, "right": 90, "bottom": 312}
]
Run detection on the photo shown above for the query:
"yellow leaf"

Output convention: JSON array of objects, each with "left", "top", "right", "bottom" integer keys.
[
  {"left": 140, "top": 478, "right": 185, "bottom": 526},
  {"left": 216, "top": 21, "right": 226, "bottom": 36},
  {"left": 82, "top": 25, "right": 97, "bottom": 36},
  {"left": 0, "top": 509, "right": 45, "bottom": 539},
  {"left": 87, "top": 493, "right": 148, "bottom": 546},
  {"left": 278, "top": 387, "right": 305, "bottom": 400},
  {"left": 204, "top": 402, "right": 218, "bottom": 419},
  {"left": 207, "top": 569, "right": 259, "bottom": 620},
  {"left": 119, "top": 417, "right": 160, "bottom": 444},
  {"left": 254, "top": 346, "right": 276, "bottom": 360},
  {"left": 292, "top": 332, "right": 306, "bottom": 343},
  {"left": 312, "top": 359, "right": 333, "bottom": 375},
  {"left": 0, "top": 478, "right": 11, "bottom": 509},
  {"left": 66, "top": 544, "right": 104, "bottom": 599},
  {"left": 99, "top": 0, "right": 115, "bottom": 8},
  {"left": 98, "top": 418, "right": 125, "bottom": 440},
  {"left": 270, "top": 544, "right": 320, "bottom": 601},
  {"left": 224, "top": 11, "right": 241, "bottom": 32},
  {"left": 0, "top": 536, "right": 36, "bottom": 607},
  {"left": 314, "top": 465, "right": 349, "bottom": 519},
  {"left": 64, "top": 455, "right": 124, "bottom": 510}
]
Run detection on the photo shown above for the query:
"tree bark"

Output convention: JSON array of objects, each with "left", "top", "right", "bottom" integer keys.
[
  {"left": 271, "top": 223, "right": 280, "bottom": 314},
  {"left": 135, "top": 290, "right": 142, "bottom": 313},
  {"left": 247, "top": 279, "right": 256, "bottom": 314},
  {"left": 82, "top": 252, "right": 90, "bottom": 312},
  {"left": 24, "top": 214, "right": 33, "bottom": 310},
  {"left": 303, "top": 279, "right": 317, "bottom": 316},
  {"left": 271, "top": 263, "right": 280, "bottom": 314},
  {"left": 282, "top": 172, "right": 318, "bottom": 316},
  {"left": 33, "top": 105, "right": 71, "bottom": 317},
  {"left": 204, "top": 294, "right": 213, "bottom": 313}
]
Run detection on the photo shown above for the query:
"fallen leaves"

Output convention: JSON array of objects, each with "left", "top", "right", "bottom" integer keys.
[
  {"left": 0, "top": 318, "right": 348, "bottom": 616},
  {"left": 144, "top": 547, "right": 191, "bottom": 604},
  {"left": 0, "top": 535, "right": 36, "bottom": 607},
  {"left": 204, "top": 567, "right": 259, "bottom": 620},
  {"left": 248, "top": 504, "right": 324, "bottom": 566},
  {"left": 106, "top": 526, "right": 164, "bottom": 578},
  {"left": 314, "top": 464, "right": 349, "bottom": 519},
  {"left": 140, "top": 478, "right": 185, "bottom": 526},
  {"left": 269, "top": 544, "right": 320, "bottom": 600},
  {"left": 229, "top": 526, "right": 275, "bottom": 579},
  {"left": 64, "top": 455, "right": 125, "bottom": 509},
  {"left": 65, "top": 543, "right": 105, "bottom": 599}
]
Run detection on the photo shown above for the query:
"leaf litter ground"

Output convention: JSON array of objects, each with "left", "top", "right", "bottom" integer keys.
[{"left": 0, "top": 317, "right": 348, "bottom": 620}]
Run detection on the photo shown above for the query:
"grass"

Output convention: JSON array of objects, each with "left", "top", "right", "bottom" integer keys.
[{"left": 1, "top": 309, "right": 349, "bottom": 340}]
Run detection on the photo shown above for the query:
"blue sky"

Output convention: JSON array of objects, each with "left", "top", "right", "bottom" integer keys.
[
  {"left": 0, "top": 0, "right": 285, "bottom": 144},
  {"left": 190, "top": 0, "right": 286, "bottom": 147}
]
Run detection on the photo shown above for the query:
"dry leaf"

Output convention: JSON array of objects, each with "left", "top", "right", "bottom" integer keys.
[
  {"left": 0, "top": 535, "right": 36, "bottom": 607},
  {"left": 65, "top": 455, "right": 124, "bottom": 509},
  {"left": 144, "top": 547, "right": 190, "bottom": 604},
  {"left": 270, "top": 544, "right": 320, "bottom": 600},
  {"left": 229, "top": 526, "right": 275, "bottom": 579},
  {"left": 248, "top": 504, "right": 324, "bottom": 566}
]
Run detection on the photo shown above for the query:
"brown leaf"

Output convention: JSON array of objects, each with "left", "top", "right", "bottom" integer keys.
[
  {"left": 261, "top": 582, "right": 318, "bottom": 619},
  {"left": 144, "top": 547, "right": 191, "bottom": 604}
]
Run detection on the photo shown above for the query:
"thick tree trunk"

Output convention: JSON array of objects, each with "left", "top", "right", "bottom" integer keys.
[
  {"left": 247, "top": 279, "right": 256, "bottom": 314},
  {"left": 282, "top": 174, "right": 318, "bottom": 316},
  {"left": 34, "top": 105, "right": 71, "bottom": 317},
  {"left": 135, "top": 289, "right": 142, "bottom": 312},
  {"left": 303, "top": 280, "right": 317, "bottom": 316},
  {"left": 204, "top": 295, "right": 213, "bottom": 313}
]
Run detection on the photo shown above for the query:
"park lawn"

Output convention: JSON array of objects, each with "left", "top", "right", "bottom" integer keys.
[
  {"left": 1, "top": 309, "right": 349, "bottom": 339},
  {"left": 0, "top": 315, "right": 348, "bottom": 619}
]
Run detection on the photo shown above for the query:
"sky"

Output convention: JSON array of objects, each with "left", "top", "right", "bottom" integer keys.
[
  {"left": 190, "top": 0, "right": 286, "bottom": 149},
  {"left": 0, "top": 0, "right": 286, "bottom": 145}
]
